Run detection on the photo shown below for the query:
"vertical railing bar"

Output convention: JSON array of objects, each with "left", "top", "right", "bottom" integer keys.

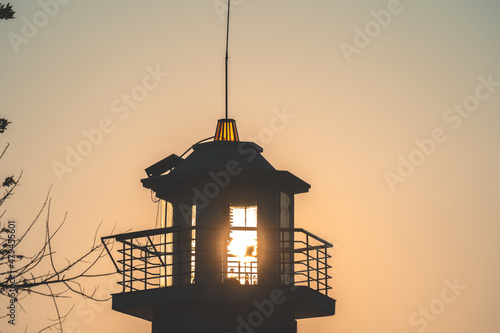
[
  {"left": 292, "top": 230, "right": 296, "bottom": 286},
  {"left": 178, "top": 234, "right": 182, "bottom": 285},
  {"left": 316, "top": 248, "right": 320, "bottom": 292},
  {"left": 292, "top": 231, "right": 300, "bottom": 286},
  {"left": 285, "top": 230, "right": 288, "bottom": 285},
  {"left": 280, "top": 230, "right": 283, "bottom": 285},
  {"left": 279, "top": 230, "right": 282, "bottom": 284},
  {"left": 286, "top": 230, "right": 288, "bottom": 285},
  {"left": 145, "top": 246, "right": 148, "bottom": 290},
  {"left": 288, "top": 229, "right": 292, "bottom": 286},
  {"left": 289, "top": 230, "right": 292, "bottom": 286},
  {"left": 129, "top": 240, "right": 133, "bottom": 292},
  {"left": 126, "top": 241, "right": 129, "bottom": 292},
  {"left": 324, "top": 246, "right": 328, "bottom": 296},
  {"left": 306, "top": 234, "right": 310, "bottom": 288},
  {"left": 164, "top": 231, "right": 167, "bottom": 286},
  {"left": 122, "top": 241, "right": 125, "bottom": 293},
  {"left": 287, "top": 230, "right": 290, "bottom": 285}
]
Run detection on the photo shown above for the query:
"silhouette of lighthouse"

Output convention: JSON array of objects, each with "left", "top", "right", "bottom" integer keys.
[
  {"left": 102, "top": 119, "right": 335, "bottom": 332},
  {"left": 102, "top": 2, "right": 336, "bottom": 332}
]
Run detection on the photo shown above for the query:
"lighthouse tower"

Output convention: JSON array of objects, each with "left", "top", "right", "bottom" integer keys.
[{"left": 102, "top": 119, "right": 335, "bottom": 333}]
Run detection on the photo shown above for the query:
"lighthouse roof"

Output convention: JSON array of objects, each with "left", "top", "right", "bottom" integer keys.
[
  {"left": 142, "top": 140, "right": 310, "bottom": 195},
  {"left": 168, "top": 141, "right": 275, "bottom": 176}
]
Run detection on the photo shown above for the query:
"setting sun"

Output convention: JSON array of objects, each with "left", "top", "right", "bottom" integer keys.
[{"left": 227, "top": 206, "right": 258, "bottom": 284}]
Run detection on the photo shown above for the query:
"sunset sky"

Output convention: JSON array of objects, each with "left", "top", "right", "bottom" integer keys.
[{"left": 1, "top": 0, "right": 500, "bottom": 332}]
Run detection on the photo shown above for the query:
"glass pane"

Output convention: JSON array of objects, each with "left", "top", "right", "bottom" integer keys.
[{"left": 280, "top": 192, "right": 290, "bottom": 229}]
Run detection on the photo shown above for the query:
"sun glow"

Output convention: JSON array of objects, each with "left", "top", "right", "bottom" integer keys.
[
  {"left": 227, "top": 206, "right": 258, "bottom": 285},
  {"left": 227, "top": 231, "right": 257, "bottom": 263}
]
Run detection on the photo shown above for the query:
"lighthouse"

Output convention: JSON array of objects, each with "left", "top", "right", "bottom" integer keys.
[
  {"left": 101, "top": 1, "right": 336, "bottom": 331},
  {"left": 102, "top": 118, "right": 335, "bottom": 333}
]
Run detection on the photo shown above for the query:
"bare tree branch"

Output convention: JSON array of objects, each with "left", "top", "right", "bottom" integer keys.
[
  {"left": 0, "top": 189, "right": 117, "bottom": 331},
  {"left": 0, "top": 142, "right": 9, "bottom": 160},
  {"left": 46, "top": 284, "right": 63, "bottom": 332},
  {"left": 0, "top": 117, "right": 117, "bottom": 330}
]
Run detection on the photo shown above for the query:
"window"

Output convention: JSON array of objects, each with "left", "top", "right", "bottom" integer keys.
[{"left": 226, "top": 205, "right": 258, "bottom": 285}]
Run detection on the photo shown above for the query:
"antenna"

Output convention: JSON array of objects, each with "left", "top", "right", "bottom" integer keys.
[
  {"left": 213, "top": 0, "right": 239, "bottom": 142},
  {"left": 225, "top": 0, "right": 231, "bottom": 119}
]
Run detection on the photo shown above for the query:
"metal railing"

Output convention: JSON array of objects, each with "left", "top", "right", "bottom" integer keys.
[
  {"left": 102, "top": 227, "right": 333, "bottom": 296},
  {"left": 280, "top": 229, "right": 333, "bottom": 295}
]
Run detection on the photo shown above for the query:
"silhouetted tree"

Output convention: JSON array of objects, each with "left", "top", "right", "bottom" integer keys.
[
  {"left": 0, "top": 117, "right": 115, "bottom": 331},
  {"left": 0, "top": 3, "right": 15, "bottom": 21}
]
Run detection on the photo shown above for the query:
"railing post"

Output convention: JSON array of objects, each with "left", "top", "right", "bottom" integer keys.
[
  {"left": 163, "top": 231, "right": 166, "bottom": 286},
  {"left": 291, "top": 229, "right": 293, "bottom": 286},
  {"left": 129, "top": 241, "right": 133, "bottom": 292},
  {"left": 325, "top": 247, "right": 328, "bottom": 296},
  {"left": 278, "top": 229, "right": 286, "bottom": 285},
  {"left": 176, "top": 229, "right": 180, "bottom": 285},
  {"left": 122, "top": 241, "right": 125, "bottom": 293},
  {"left": 280, "top": 229, "right": 283, "bottom": 285},
  {"left": 316, "top": 248, "right": 320, "bottom": 292},
  {"left": 306, "top": 234, "right": 310, "bottom": 289},
  {"left": 145, "top": 248, "right": 148, "bottom": 290},
  {"left": 291, "top": 229, "right": 295, "bottom": 286}
]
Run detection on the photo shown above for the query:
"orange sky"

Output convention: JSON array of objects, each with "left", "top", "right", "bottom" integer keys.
[{"left": 1, "top": 0, "right": 500, "bottom": 332}]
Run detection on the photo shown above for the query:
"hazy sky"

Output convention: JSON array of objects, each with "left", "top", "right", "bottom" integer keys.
[{"left": 1, "top": 0, "right": 500, "bottom": 332}]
